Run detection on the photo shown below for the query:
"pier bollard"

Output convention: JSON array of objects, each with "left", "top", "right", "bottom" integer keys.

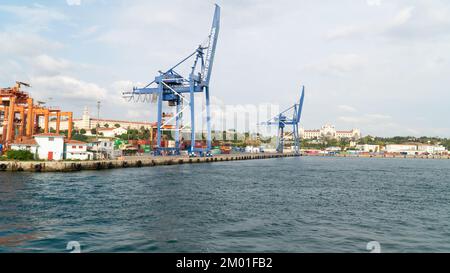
[
  {"left": 34, "top": 164, "right": 43, "bottom": 172},
  {"left": 136, "top": 160, "right": 143, "bottom": 168},
  {"left": 72, "top": 163, "right": 82, "bottom": 171}
]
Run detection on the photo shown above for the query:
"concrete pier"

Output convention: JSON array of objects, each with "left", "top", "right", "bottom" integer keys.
[
  {"left": 303, "top": 153, "right": 450, "bottom": 160},
  {"left": 0, "top": 153, "right": 299, "bottom": 173}
]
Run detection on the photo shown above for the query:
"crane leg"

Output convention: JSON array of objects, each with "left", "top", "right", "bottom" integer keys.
[
  {"left": 293, "top": 124, "right": 300, "bottom": 154},
  {"left": 175, "top": 99, "right": 181, "bottom": 155},
  {"left": 189, "top": 83, "right": 195, "bottom": 154},
  {"left": 156, "top": 87, "right": 163, "bottom": 156},
  {"left": 205, "top": 86, "right": 212, "bottom": 152}
]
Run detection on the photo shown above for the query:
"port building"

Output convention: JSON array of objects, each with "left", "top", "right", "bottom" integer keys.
[
  {"left": 300, "top": 124, "right": 361, "bottom": 140},
  {"left": 73, "top": 107, "right": 154, "bottom": 130},
  {"left": 10, "top": 133, "right": 91, "bottom": 160}
]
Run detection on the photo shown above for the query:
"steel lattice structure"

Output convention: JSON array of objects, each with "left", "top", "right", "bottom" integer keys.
[
  {"left": 123, "top": 5, "right": 220, "bottom": 156},
  {"left": 261, "top": 86, "right": 305, "bottom": 154}
]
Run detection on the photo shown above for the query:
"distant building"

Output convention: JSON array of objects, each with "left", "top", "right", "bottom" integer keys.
[
  {"left": 300, "top": 124, "right": 361, "bottom": 140},
  {"left": 356, "top": 144, "right": 381, "bottom": 153},
  {"left": 385, "top": 143, "right": 448, "bottom": 155},
  {"left": 417, "top": 144, "right": 447, "bottom": 154},
  {"left": 74, "top": 107, "right": 154, "bottom": 131},
  {"left": 385, "top": 144, "right": 417, "bottom": 153},
  {"left": 97, "top": 127, "right": 128, "bottom": 138}
]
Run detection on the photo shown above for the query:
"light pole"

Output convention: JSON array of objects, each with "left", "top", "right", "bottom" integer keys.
[{"left": 96, "top": 101, "right": 101, "bottom": 142}]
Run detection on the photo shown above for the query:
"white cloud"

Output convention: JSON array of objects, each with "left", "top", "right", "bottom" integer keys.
[
  {"left": 0, "top": 4, "right": 67, "bottom": 29},
  {"left": 67, "top": 0, "right": 81, "bottom": 6},
  {"left": 2, "top": 1, "right": 450, "bottom": 137},
  {"left": 326, "top": 26, "right": 365, "bottom": 40},
  {"left": 367, "top": 0, "right": 381, "bottom": 6},
  {"left": 308, "top": 53, "right": 368, "bottom": 76},
  {"left": 31, "top": 75, "right": 107, "bottom": 101},
  {"left": 365, "top": 114, "right": 392, "bottom": 120},
  {"left": 338, "top": 113, "right": 392, "bottom": 124},
  {"left": 338, "top": 105, "right": 357, "bottom": 113},
  {"left": 393, "top": 7, "right": 415, "bottom": 25},
  {"left": 0, "top": 32, "right": 63, "bottom": 56},
  {"left": 32, "top": 55, "right": 71, "bottom": 75}
]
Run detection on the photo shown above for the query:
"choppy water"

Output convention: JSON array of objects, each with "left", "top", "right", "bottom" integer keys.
[{"left": 0, "top": 156, "right": 450, "bottom": 253}]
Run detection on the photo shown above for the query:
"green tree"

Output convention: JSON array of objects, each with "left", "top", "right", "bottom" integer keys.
[
  {"left": 72, "top": 134, "right": 88, "bottom": 142},
  {"left": 6, "top": 150, "right": 34, "bottom": 161}
]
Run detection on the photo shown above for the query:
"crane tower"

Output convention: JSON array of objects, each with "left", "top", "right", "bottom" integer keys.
[
  {"left": 261, "top": 86, "right": 305, "bottom": 154},
  {"left": 123, "top": 5, "right": 221, "bottom": 156}
]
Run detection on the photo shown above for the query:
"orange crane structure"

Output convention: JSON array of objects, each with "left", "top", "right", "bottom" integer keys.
[{"left": 0, "top": 82, "right": 73, "bottom": 151}]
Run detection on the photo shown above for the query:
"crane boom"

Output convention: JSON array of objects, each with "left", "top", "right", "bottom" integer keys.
[
  {"left": 202, "top": 4, "right": 221, "bottom": 85},
  {"left": 296, "top": 86, "right": 305, "bottom": 123}
]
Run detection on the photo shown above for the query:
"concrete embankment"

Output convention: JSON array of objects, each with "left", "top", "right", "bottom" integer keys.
[
  {"left": 0, "top": 153, "right": 299, "bottom": 173},
  {"left": 304, "top": 153, "right": 450, "bottom": 160}
]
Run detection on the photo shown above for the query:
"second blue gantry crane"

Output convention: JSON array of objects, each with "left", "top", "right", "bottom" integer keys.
[{"left": 262, "top": 86, "right": 305, "bottom": 154}]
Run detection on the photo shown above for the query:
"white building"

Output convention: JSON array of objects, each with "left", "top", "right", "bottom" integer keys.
[
  {"left": 11, "top": 134, "right": 91, "bottom": 161},
  {"left": 34, "top": 133, "right": 65, "bottom": 161},
  {"left": 300, "top": 124, "right": 361, "bottom": 140},
  {"left": 385, "top": 143, "right": 448, "bottom": 155},
  {"left": 356, "top": 144, "right": 381, "bottom": 153},
  {"left": 417, "top": 144, "right": 447, "bottom": 155},
  {"left": 88, "top": 139, "right": 118, "bottom": 159},
  {"left": 65, "top": 139, "right": 91, "bottom": 160},
  {"left": 97, "top": 127, "right": 128, "bottom": 138},
  {"left": 385, "top": 144, "right": 417, "bottom": 153},
  {"left": 74, "top": 107, "right": 154, "bottom": 130},
  {"left": 326, "top": 146, "right": 342, "bottom": 152},
  {"left": 10, "top": 139, "right": 39, "bottom": 159}
]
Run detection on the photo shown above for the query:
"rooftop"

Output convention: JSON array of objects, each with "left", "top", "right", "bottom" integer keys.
[
  {"left": 65, "top": 139, "right": 87, "bottom": 145},
  {"left": 33, "top": 133, "right": 65, "bottom": 138},
  {"left": 11, "top": 138, "right": 38, "bottom": 146}
]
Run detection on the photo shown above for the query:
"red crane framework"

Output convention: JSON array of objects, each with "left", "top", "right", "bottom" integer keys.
[{"left": 0, "top": 81, "right": 73, "bottom": 151}]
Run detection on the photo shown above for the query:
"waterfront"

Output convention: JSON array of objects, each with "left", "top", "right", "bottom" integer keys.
[{"left": 1, "top": 156, "right": 450, "bottom": 253}]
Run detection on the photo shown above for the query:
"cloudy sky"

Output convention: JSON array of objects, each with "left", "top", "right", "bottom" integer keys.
[{"left": 1, "top": 0, "right": 449, "bottom": 137}]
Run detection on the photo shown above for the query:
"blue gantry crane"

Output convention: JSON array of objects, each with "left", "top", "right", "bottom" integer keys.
[
  {"left": 261, "top": 86, "right": 305, "bottom": 154},
  {"left": 123, "top": 4, "right": 221, "bottom": 156}
]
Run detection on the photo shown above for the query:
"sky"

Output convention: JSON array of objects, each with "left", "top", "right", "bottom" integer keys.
[{"left": 1, "top": 0, "right": 450, "bottom": 137}]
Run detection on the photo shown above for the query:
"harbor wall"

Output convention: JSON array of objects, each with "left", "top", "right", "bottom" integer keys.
[
  {"left": 303, "top": 153, "right": 450, "bottom": 160},
  {"left": 0, "top": 153, "right": 298, "bottom": 173},
  {"left": 1, "top": 152, "right": 448, "bottom": 173}
]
